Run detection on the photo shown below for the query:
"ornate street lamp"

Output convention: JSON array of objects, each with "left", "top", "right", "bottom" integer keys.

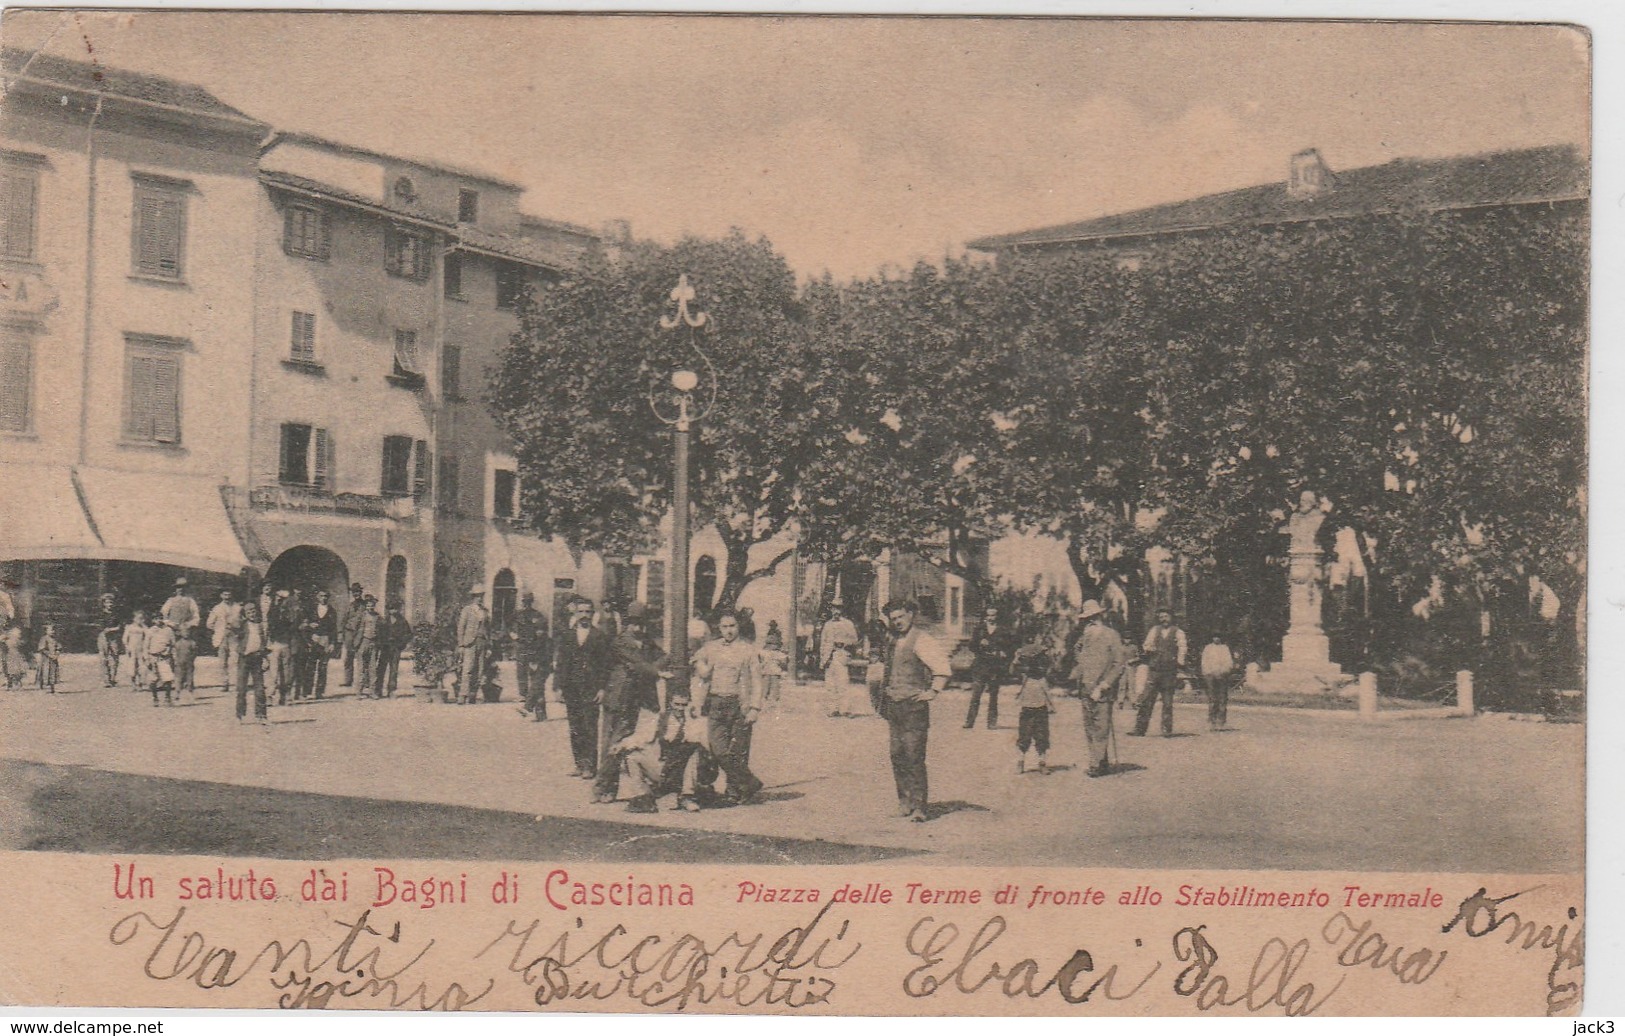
[{"left": 650, "top": 274, "right": 715, "bottom": 696}]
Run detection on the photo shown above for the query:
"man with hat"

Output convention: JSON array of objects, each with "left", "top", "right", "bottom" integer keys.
[
  {"left": 456, "top": 584, "right": 491, "bottom": 704},
  {"left": 592, "top": 602, "right": 667, "bottom": 804},
  {"left": 162, "top": 577, "right": 200, "bottom": 634},
  {"left": 96, "top": 592, "right": 125, "bottom": 687},
  {"left": 341, "top": 583, "right": 366, "bottom": 687},
  {"left": 1133, "top": 608, "right": 1189, "bottom": 738},
  {"left": 207, "top": 588, "right": 244, "bottom": 696},
  {"left": 878, "top": 598, "right": 953, "bottom": 822},
  {"left": 266, "top": 587, "right": 299, "bottom": 706},
  {"left": 554, "top": 597, "right": 612, "bottom": 777},
  {"left": 354, "top": 594, "right": 383, "bottom": 697},
  {"left": 301, "top": 588, "right": 339, "bottom": 700},
  {"left": 1069, "top": 600, "right": 1131, "bottom": 777},
  {"left": 511, "top": 591, "right": 552, "bottom": 720}
]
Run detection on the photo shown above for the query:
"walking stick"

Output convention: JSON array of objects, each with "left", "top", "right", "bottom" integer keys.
[{"left": 1107, "top": 691, "right": 1118, "bottom": 771}]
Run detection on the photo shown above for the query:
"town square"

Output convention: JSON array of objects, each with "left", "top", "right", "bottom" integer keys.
[{"left": 0, "top": 14, "right": 1588, "bottom": 876}]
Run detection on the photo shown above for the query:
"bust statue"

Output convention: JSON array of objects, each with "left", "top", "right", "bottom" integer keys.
[{"left": 1283, "top": 490, "right": 1326, "bottom": 555}]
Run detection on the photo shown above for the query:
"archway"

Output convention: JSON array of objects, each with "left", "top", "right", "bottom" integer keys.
[
  {"left": 265, "top": 546, "right": 350, "bottom": 604},
  {"left": 491, "top": 568, "right": 518, "bottom": 643},
  {"left": 693, "top": 555, "right": 718, "bottom": 617},
  {"left": 385, "top": 555, "right": 408, "bottom": 617}
]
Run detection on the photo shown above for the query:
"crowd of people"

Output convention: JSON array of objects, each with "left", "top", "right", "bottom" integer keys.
[{"left": 4, "top": 569, "right": 1243, "bottom": 825}]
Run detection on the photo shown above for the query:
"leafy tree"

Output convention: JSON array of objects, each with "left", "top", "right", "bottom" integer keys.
[{"left": 490, "top": 230, "right": 826, "bottom": 612}]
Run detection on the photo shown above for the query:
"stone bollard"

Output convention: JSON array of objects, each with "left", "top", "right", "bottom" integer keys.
[
  {"left": 1244, "top": 662, "right": 1261, "bottom": 692},
  {"left": 1456, "top": 670, "right": 1475, "bottom": 715},
  {"left": 1358, "top": 672, "right": 1379, "bottom": 721}
]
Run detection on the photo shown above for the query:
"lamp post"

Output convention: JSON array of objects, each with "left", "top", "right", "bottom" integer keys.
[{"left": 651, "top": 275, "right": 712, "bottom": 697}]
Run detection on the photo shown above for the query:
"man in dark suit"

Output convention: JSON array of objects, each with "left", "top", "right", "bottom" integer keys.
[
  {"left": 299, "top": 589, "right": 339, "bottom": 700},
  {"left": 554, "top": 597, "right": 612, "bottom": 779},
  {"left": 511, "top": 592, "right": 552, "bottom": 720},
  {"left": 963, "top": 605, "right": 1016, "bottom": 729},
  {"left": 592, "top": 602, "right": 666, "bottom": 803}
]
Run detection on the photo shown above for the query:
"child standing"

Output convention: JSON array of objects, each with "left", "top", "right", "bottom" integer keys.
[
  {"left": 34, "top": 624, "right": 61, "bottom": 692},
  {"left": 123, "top": 611, "right": 150, "bottom": 692},
  {"left": 1010, "top": 629, "right": 1055, "bottom": 774},
  {"left": 144, "top": 619, "right": 178, "bottom": 706}
]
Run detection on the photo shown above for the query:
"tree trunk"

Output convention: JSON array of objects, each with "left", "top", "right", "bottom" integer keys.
[{"left": 1065, "top": 530, "right": 1106, "bottom": 604}]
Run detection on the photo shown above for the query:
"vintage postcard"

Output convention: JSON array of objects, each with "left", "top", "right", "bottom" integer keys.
[{"left": 0, "top": 9, "right": 1591, "bottom": 1017}]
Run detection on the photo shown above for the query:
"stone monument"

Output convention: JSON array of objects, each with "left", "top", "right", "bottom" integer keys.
[{"left": 1255, "top": 491, "right": 1351, "bottom": 693}]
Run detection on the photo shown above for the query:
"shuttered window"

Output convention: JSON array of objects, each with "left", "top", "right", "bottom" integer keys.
[
  {"left": 123, "top": 340, "right": 182, "bottom": 443},
  {"left": 493, "top": 469, "right": 517, "bottom": 518},
  {"left": 279, "top": 424, "right": 333, "bottom": 487},
  {"left": 412, "top": 439, "right": 431, "bottom": 499},
  {"left": 0, "top": 166, "right": 37, "bottom": 260},
  {"left": 283, "top": 204, "right": 330, "bottom": 260},
  {"left": 495, "top": 263, "right": 524, "bottom": 310},
  {"left": 385, "top": 226, "right": 431, "bottom": 281},
  {"left": 290, "top": 312, "right": 317, "bottom": 362},
  {"left": 393, "top": 329, "right": 419, "bottom": 376},
  {"left": 381, "top": 434, "right": 414, "bottom": 496},
  {"left": 131, "top": 179, "right": 187, "bottom": 279},
  {"left": 441, "top": 343, "right": 461, "bottom": 399},
  {"left": 0, "top": 328, "right": 31, "bottom": 432},
  {"left": 437, "top": 457, "right": 460, "bottom": 512},
  {"left": 443, "top": 253, "right": 463, "bottom": 298}
]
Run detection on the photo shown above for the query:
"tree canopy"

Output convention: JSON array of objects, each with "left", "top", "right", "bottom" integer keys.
[{"left": 489, "top": 202, "right": 1585, "bottom": 685}]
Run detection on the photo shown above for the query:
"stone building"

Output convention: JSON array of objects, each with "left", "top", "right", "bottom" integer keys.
[{"left": 0, "top": 49, "right": 268, "bottom": 646}]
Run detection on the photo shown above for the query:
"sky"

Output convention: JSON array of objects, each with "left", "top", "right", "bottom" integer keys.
[{"left": 0, "top": 11, "right": 1591, "bottom": 280}]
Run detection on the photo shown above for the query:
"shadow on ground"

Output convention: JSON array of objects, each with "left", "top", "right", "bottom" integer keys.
[{"left": 0, "top": 760, "right": 919, "bottom": 864}]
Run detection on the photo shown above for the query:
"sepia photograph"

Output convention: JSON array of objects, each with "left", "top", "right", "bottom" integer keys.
[{"left": 0, "top": 7, "right": 1598, "bottom": 1017}]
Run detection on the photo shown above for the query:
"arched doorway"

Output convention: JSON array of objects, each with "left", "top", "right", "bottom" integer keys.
[
  {"left": 693, "top": 555, "right": 718, "bottom": 618},
  {"left": 385, "top": 555, "right": 408, "bottom": 617},
  {"left": 491, "top": 568, "right": 518, "bottom": 647},
  {"left": 264, "top": 546, "right": 349, "bottom": 604}
]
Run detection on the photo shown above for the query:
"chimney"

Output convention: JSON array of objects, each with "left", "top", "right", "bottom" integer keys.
[{"left": 1288, "top": 148, "right": 1332, "bottom": 198}]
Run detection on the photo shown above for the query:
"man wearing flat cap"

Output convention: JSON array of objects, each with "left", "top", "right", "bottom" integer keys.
[
  {"left": 456, "top": 585, "right": 491, "bottom": 705},
  {"left": 511, "top": 591, "right": 552, "bottom": 721}
]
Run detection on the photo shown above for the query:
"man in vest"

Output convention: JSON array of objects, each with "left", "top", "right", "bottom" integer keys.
[
  {"left": 1133, "top": 608, "right": 1189, "bottom": 737},
  {"left": 879, "top": 598, "right": 952, "bottom": 823}
]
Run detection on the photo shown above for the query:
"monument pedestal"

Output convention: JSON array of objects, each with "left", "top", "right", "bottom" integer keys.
[
  {"left": 1253, "top": 627, "right": 1351, "bottom": 694},
  {"left": 1259, "top": 496, "right": 1352, "bottom": 695}
]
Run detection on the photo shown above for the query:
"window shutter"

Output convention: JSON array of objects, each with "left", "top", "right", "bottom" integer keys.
[
  {"left": 1, "top": 171, "right": 35, "bottom": 259},
  {"left": 282, "top": 206, "right": 296, "bottom": 256},
  {"left": 318, "top": 211, "right": 332, "bottom": 261},
  {"left": 278, "top": 423, "right": 296, "bottom": 483},
  {"left": 313, "top": 427, "right": 332, "bottom": 489},
  {"left": 0, "top": 334, "right": 29, "bottom": 431},
  {"left": 291, "top": 312, "right": 316, "bottom": 362},
  {"left": 157, "top": 195, "right": 182, "bottom": 277},
  {"left": 412, "top": 439, "right": 430, "bottom": 498},
  {"left": 134, "top": 194, "right": 162, "bottom": 273},
  {"left": 442, "top": 343, "right": 460, "bottom": 398},
  {"left": 151, "top": 354, "right": 180, "bottom": 443},
  {"left": 125, "top": 353, "right": 153, "bottom": 439}
]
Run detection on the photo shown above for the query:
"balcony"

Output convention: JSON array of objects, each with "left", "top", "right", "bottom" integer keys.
[{"left": 241, "top": 485, "right": 422, "bottom": 522}]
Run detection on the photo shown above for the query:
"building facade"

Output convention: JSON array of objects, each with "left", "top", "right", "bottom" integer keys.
[
  {"left": 0, "top": 52, "right": 607, "bottom": 645},
  {"left": 0, "top": 50, "right": 268, "bottom": 646}
]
